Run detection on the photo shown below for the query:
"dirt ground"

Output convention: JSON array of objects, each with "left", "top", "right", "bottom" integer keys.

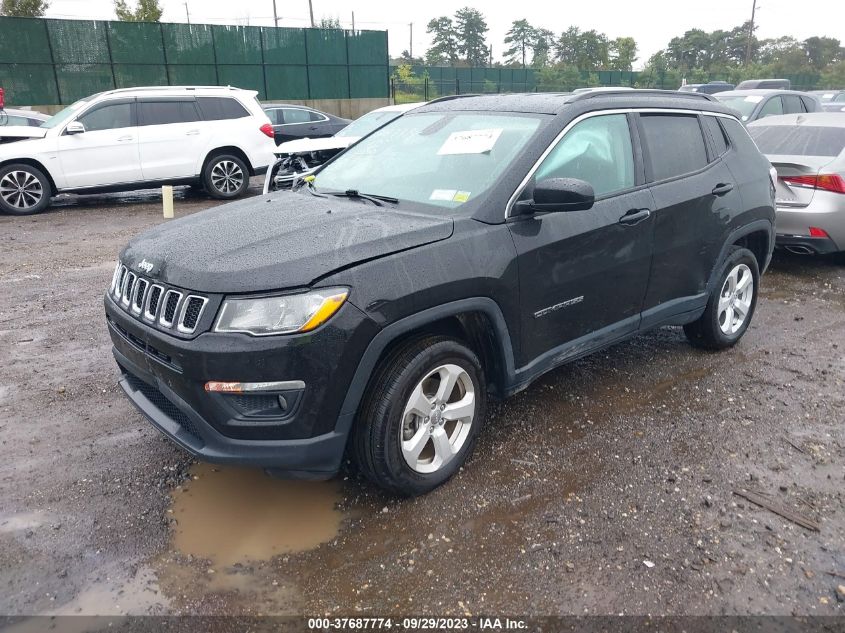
[{"left": 1, "top": 183, "right": 844, "bottom": 620}]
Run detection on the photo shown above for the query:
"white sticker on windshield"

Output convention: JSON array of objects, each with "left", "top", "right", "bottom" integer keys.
[
  {"left": 437, "top": 128, "right": 503, "bottom": 155},
  {"left": 430, "top": 189, "right": 457, "bottom": 201},
  {"left": 744, "top": 95, "right": 764, "bottom": 103}
]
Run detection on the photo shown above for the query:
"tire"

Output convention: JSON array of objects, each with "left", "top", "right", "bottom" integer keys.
[
  {"left": 684, "top": 246, "right": 760, "bottom": 350},
  {"left": 202, "top": 154, "right": 249, "bottom": 200},
  {"left": 352, "top": 336, "right": 487, "bottom": 496},
  {"left": 0, "top": 163, "right": 51, "bottom": 215}
]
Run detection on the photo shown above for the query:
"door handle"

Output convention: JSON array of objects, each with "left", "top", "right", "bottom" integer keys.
[
  {"left": 712, "top": 182, "right": 734, "bottom": 196},
  {"left": 117, "top": 135, "right": 133, "bottom": 142},
  {"left": 186, "top": 129, "right": 200, "bottom": 136},
  {"left": 619, "top": 208, "right": 651, "bottom": 225}
]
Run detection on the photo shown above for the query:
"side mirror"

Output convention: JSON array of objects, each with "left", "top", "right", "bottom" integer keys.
[
  {"left": 65, "top": 121, "right": 85, "bottom": 135},
  {"left": 515, "top": 177, "right": 595, "bottom": 214}
]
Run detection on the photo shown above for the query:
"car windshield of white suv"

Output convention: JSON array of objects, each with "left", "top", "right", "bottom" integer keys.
[
  {"left": 39, "top": 100, "right": 88, "bottom": 129},
  {"left": 714, "top": 95, "right": 761, "bottom": 120},
  {"left": 312, "top": 112, "right": 543, "bottom": 209}
]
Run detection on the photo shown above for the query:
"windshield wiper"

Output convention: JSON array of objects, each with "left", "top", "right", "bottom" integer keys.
[{"left": 323, "top": 189, "right": 399, "bottom": 207}]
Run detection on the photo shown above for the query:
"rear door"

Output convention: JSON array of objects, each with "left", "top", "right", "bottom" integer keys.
[
  {"left": 277, "top": 107, "right": 330, "bottom": 142},
  {"left": 508, "top": 112, "right": 655, "bottom": 362},
  {"left": 137, "top": 98, "right": 209, "bottom": 180},
  {"left": 57, "top": 98, "right": 142, "bottom": 188},
  {"left": 638, "top": 112, "right": 742, "bottom": 319}
]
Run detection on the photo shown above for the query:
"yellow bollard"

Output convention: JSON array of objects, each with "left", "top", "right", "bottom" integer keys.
[{"left": 162, "top": 185, "right": 174, "bottom": 219}]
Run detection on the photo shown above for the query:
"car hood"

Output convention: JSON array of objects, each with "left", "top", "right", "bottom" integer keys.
[
  {"left": 0, "top": 126, "right": 47, "bottom": 141},
  {"left": 121, "top": 192, "right": 454, "bottom": 293},
  {"left": 275, "top": 136, "right": 358, "bottom": 155}
]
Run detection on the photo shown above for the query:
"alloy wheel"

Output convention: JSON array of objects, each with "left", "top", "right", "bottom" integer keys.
[
  {"left": 399, "top": 363, "right": 476, "bottom": 474},
  {"left": 210, "top": 160, "right": 244, "bottom": 195},
  {"left": 718, "top": 263, "right": 754, "bottom": 335},
  {"left": 0, "top": 170, "right": 43, "bottom": 210}
]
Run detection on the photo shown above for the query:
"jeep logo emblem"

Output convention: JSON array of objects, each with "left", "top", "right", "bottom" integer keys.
[{"left": 138, "top": 259, "right": 154, "bottom": 274}]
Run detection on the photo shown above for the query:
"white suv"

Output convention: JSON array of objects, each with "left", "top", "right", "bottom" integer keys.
[{"left": 0, "top": 86, "right": 275, "bottom": 215}]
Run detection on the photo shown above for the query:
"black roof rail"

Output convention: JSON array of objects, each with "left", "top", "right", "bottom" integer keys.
[
  {"left": 570, "top": 89, "right": 716, "bottom": 103},
  {"left": 424, "top": 93, "right": 482, "bottom": 105}
]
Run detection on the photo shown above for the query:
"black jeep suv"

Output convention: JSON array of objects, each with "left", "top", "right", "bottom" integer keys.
[{"left": 105, "top": 91, "right": 776, "bottom": 495}]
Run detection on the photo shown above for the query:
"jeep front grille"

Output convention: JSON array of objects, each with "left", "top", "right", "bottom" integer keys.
[{"left": 109, "top": 264, "right": 208, "bottom": 335}]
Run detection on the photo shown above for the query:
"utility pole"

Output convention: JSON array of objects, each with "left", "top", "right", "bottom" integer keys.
[
  {"left": 272, "top": 0, "right": 278, "bottom": 27},
  {"left": 308, "top": 0, "right": 315, "bottom": 27},
  {"left": 184, "top": 2, "right": 190, "bottom": 24},
  {"left": 409, "top": 23, "right": 413, "bottom": 59},
  {"left": 744, "top": 0, "right": 757, "bottom": 66},
  {"left": 351, "top": 11, "right": 355, "bottom": 31}
]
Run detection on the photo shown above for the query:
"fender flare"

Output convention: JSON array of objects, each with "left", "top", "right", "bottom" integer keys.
[
  {"left": 706, "top": 219, "right": 774, "bottom": 291},
  {"left": 337, "top": 298, "right": 517, "bottom": 428}
]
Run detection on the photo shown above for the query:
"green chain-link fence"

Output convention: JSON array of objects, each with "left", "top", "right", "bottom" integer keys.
[{"left": 0, "top": 16, "right": 389, "bottom": 105}]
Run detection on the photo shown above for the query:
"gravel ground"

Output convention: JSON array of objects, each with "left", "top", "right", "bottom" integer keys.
[{"left": 1, "top": 185, "right": 843, "bottom": 618}]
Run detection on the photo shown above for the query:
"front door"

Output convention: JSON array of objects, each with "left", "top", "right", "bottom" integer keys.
[
  {"left": 57, "top": 99, "right": 142, "bottom": 189},
  {"left": 508, "top": 113, "right": 655, "bottom": 365}
]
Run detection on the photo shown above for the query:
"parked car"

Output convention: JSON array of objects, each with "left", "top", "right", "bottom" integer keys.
[
  {"left": 678, "top": 81, "right": 734, "bottom": 94},
  {"left": 263, "top": 102, "right": 425, "bottom": 193},
  {"left": 808, "top": 90, "right": 845, "bottom": 112},
  {"left": 0, "top": 86, "right": 275, "bottom": 215},
  {"left": 0, "top": 107, "right": 49, "bottom": 127},
  {"left": 571, "top": 87, "right": 634, "bottom": 94},
  {"left": 262, "top": 103, "right": 349, "bottom": 145},
  {"left": 747, "top": 113, "right": 845, "bottom": 255},
  {"left": 714, "top": 90, "right": 821, "bottom": 123},
  {"left": 106, "top": 90, "right": 775, "bottom": 495},
  {"left": 736, "top": 79, "right": 791, "bottom": 90}
]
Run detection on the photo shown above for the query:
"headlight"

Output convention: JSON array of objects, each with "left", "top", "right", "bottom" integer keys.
[{"left": 214, "top": 288, "right": 349, "bottom": 336}]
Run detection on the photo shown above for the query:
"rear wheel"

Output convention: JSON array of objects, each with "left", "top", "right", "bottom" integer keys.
[
  {"left": 684, "top": 246, "right": 759, "bottom": 349},
  {"left": 353, "top": 336, "right": 486, "bottom": 496},
  {"left": 0, "top": 164, "right": 51, "bottom": 215},
  {"left": 203, "top": 154, "right": 249, "bottom": 199}
]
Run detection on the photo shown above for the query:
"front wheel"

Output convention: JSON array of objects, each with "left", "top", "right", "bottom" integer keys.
[
  {"left": 684, "top": 246, "right": 760, "bottom": 349},
  {"left": 352, "top": 336, "right": 487, "bottom": 496},
  {"left": 203, "top": 154, "right": 249, "bottom": 199},
  {"left": 0, "top": 164, "right": 51, "bottom": 215}
]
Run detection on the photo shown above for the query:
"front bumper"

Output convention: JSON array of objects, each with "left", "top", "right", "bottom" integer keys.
[{"left": 105, "top": 293, "right": 376, "bottom": 477}]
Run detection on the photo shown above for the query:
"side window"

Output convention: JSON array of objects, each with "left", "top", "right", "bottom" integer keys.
[
  {"left": 835, "top": 93, "right": 845, "bottom": 103},
  {"left": 702, "top": 115, "right": 729, "bottom": 158},
  {"left": 758, "top": 97, "right": 784, "bottom": 119},
  {"left": 800, "top": 96, "right": 817, "bottom": 112},
  {"left": 137, "top": 101, "right": 200, "bottom": 126},
  {"left": 533, "top": 114, "right": 635, "bottom": 198},
  {"left": 720, "top": 117, "right": 761, "bottom": 156},
  {"left": 78, "top": 102, "right": 133, "bottom": 132},
  {"left": 264, "top": 108, "right": 282, "bottom": 124},
  {"left": 196, "top": 97, "right": 249, "bottom": 121},
  {"left": 2, "top": 115, "right": 30, "bottom": 126},
  {"left": 782, "top": 95, "right": 804, "bottom": 114},
  {"left": 639, "top": 114, "right": 708, "bottom": 181},
  {"left": 281, "top": 108, "right": 313, "bottom": 124},
  {"left": 309, "top": 110, "right": 327, "bottom": 122}
]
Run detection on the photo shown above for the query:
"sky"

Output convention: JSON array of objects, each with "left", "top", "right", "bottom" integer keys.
[{"left": 45, "top": 0, "right": 845, "bottom": 68}]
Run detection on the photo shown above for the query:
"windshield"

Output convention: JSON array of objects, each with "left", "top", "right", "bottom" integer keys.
[
  {"left": 336, "top": 109, "right": 406, "bottom": 138},
  {"left": 715, "top": 95, "right": 761, "bottom": 120},
  {"left": 748, "top": 125, "right": 845, "bottom": 157},
  {"left": 39, "top": 100, "right": 88, "bottom": 129},
  {"left": 313, "top": 112, "right": 543, "bottom": 209}
]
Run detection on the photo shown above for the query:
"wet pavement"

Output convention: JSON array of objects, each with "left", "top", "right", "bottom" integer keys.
[{"left": 0, "top": 187, "right": 843, "bottom": 617}]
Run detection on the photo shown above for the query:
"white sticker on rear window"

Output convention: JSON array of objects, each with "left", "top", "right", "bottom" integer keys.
[
  {"left": 744, "top": 95, "right": 764, "bottom": 103},
  {"left": 430, "top": 189, "right": 457, "bottom": 201},
  {"left": 437, "top": 128, "right": 503, "bottom": 155}
]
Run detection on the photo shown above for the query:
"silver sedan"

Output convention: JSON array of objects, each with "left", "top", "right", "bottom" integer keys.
[{"left": 748, "top": 113, "right": 845, "bottom": 254}]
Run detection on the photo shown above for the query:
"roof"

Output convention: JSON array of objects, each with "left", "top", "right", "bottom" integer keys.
[
  {"left": 715, "top": 89, "right": 811, "bottom": 97},
  {"left": 746, "top": 112, "right": 845, "bottom": 128},
  {"left": 415, "top": 90, "right": 732, "bottom": 116}
]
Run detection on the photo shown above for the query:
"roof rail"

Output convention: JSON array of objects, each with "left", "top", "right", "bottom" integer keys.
[
  {"left": 570, "top": 89, "right": 716, "bottom": 103},
  {"left": 424, "top": 93, "right": 481, "bottom": 105},
  {"left": 105, "top": 85, "right": 242, "bottom": 95}
]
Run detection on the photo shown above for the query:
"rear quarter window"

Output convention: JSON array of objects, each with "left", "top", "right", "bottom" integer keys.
[
  {"left": 702, "top": 116, "right": 729, "bottom": 157},
  {"left": 197, "top": 97, "right": 250, "bottom": 121},
  {"left": 639, "top": 114, "right": 709, "bottom": 181},
  {"left": 747, "top": 125, "right": 845, "bottom": 157}
]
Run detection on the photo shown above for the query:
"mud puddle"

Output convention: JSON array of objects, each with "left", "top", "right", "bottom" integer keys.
[{"left": 169, "top": 463, "right": 344, "bottom": 566}]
